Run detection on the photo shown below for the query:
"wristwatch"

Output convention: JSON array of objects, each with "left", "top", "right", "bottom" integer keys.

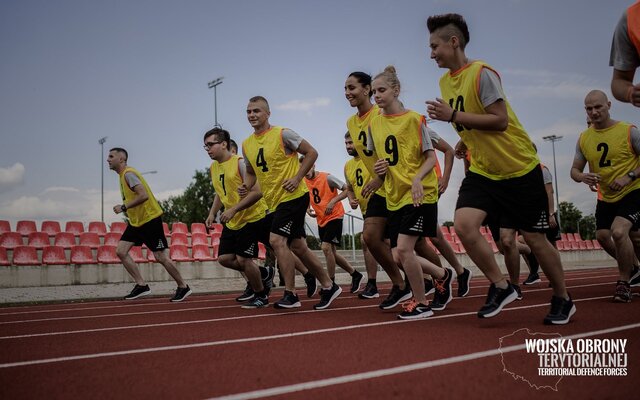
[
  {"left": 121, "top": 204, "right": 127, "bottom": 212},
  {"left": 627, "top": 171, "right": 637, "bottom": 181}
]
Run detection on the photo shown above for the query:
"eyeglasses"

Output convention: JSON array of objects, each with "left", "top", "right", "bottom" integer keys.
[{"left": 203, "top": 141, "right": 223, "bottom": 150}]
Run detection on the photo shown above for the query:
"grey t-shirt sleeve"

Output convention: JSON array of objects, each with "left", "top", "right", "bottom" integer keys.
[
  {"left": 609, "top": 10, "right": 640, "bottom": 71},
  {"left": 427, "top": 126, "right": 441, "bottom": 145},
  {"left": 124, "top": 172, "right": 142, "bottom": 189},
  {"left": 421, "top": 119, "right": 435, "bottom": 153},
  {"left": 574, "top": 140, "right": 586, "bottom": 163},
  {"left": 326, "top": 174, "right": 345, "bottom": 190},
  {"left": 282, "top": 128, "right": 304, "bottom": 156},
  {"left": 366, "top": 127, "right": 376, "bottom": 152},
  {"left": 542, "top": 165, "right": 553, "bottom": 184},
  {"left": 238, "top": 158, "right": 247, "bottom": 180},
  {"left": 631, "top": 126, "right": 640, "bottom": 154},
  {"left": 478, "top": 68, "right": 506, "bottom": 108}
]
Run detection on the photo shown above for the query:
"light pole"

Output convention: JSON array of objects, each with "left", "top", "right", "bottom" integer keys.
[
  {"left": 543, "top": 134, "right": 563, "bottom": 230},
  {"left": 98, "top": 136, "right": 108, "bottom": 222},
  {"left": 207, "top": 77, "right": 224, "bottom": 127},
  {"left": 141, "top": 170, "right": 158, "bottom": 175}
]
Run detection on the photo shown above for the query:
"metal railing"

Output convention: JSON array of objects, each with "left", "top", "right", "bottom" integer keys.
[{"left": 343, "top": 212, "right": 364, "bottom": 261}]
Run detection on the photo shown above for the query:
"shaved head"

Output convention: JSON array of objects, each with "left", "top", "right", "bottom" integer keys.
[
  {"left": 585, "top": 90, "right": 609, "bottom": 104},
  {"left": 584, "top": 90, "right": 612, "bottom": 129}
]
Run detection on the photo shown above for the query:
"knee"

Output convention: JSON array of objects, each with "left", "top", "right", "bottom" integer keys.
[
  {"left": 218, "top": 254, "right": 235, "bottom": 269},
  {"left": 116, "top": 246, "right": 129, "bottom": 260},
  {"left": 269, "top": 235, "right": 287, "bottom": 251},
  {"left": 611, "top": 228, "right": 629, "bottom": 243},
  {"left": 454, "top": 221, "right": 475, "bottom": 240},
  {"left": 596, "top": 230, "right": 611, "bottom": 244},
  {"left": 500, "top": 236, "right": 516, "bottom": 251},
  {"left": 321, "top": 242, "right": 332, "bottom": 254}
]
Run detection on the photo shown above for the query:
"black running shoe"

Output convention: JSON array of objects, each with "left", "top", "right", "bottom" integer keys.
[
  {"left": 613, "top": 280, "right": 632, "bottom": 303},
  {"left": 512, "top": 283, "right": 523, "bottom": 300},
  {"left": 630, "top": 266, "right": 640, "bottom": 287},
  {"left": 379, "top": 284, "right": 412, "bottom": 310},
  {"left": 397, "top": 300, "right": 433, "bottom": 320},
  {"left": 314, "top": 283, "right": 343, "bottom": 310},
  {"left": 477, "top": 283, "right": 517, "bottom": 318},
  {"left": 124, "top": 284, "right": 151, "bottom": 300},
  {"left": 235, "top": 283, "right": 255, "bottom": 302},
  {"left": 241, "top": 295, "right": 269, "bottom": 309},
  {"left": 424, "top": 278, "right": 435, "bottom": 296},
  {"left": 523, "top": 272, "right": 541, "bottom": 285},
  {"left": 457, "top": 268, "right": 472, "bottom": 297},
  {"left": 274, "top": 290, "right": 301, "bottom": 309},
  {"left": 304, "top": 273, "right": 318, "bottom": 298},
  {"left": 261, "top": 266, "right": 275, "bottom": 296},
  {"left": 350, "top": 270, "right": 364, "bottom": 293},
  {"left": 430, "top": 268, "right": 453, "bottom": 311},
  {"left": 543, "top": 295, "right": 576, "bottom": 325},
  {"left": 358, "top": 282, "right": 379, "bottom": 299},
  {"left": 170, "top": 285, "right": 192, "bottom": 302}
]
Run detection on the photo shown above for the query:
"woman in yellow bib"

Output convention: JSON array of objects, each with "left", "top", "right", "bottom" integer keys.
[
  {"left": 368, "top": 66, "right": 453, "bottom": 320},
  {"left": 426, "top": 13, "right": 574, "bottom": 325}
]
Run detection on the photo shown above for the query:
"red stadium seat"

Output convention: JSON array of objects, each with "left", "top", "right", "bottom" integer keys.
[
  {"left": 0, "top": 247, "right": 11, "bottom": 266},
  {"left": 104, "top": 232, "right": 121, "bottom": 246},
  {"left": 192, "top": 244, "right": 215, "bottom": 261},
  {"left": 585, "top": 240, "right": 594, "bottom": 250},
  {"left": 12, "top": 246, "right": 41, "bottom": 266},
  {"left": 41, "top": 221, "right": 62, "bottom": 237},
  {"left": 16, "top": 220, "right": 37, "bottom": 236},
  {"left": 27, "top": 232, "right": 51, "bottom": 249},
  {"left": 578, "top": 240, "right": 587, "bottom": 250},
  {"left": 110, "top": 221, "right": 127, "bottom": 234},
  {"left": 65, "top": 221, "right": 85, "bottom": 236},
  {"left": 457, "top": 242, "right": 466, "bottom": 253},
  {"left": 210, "top": 223, "right": 223, "bottom": 233},
  {"left": 169, "top": 244, "right": 192, "bottom": 262},
  {"left": 0, "top": 232, "right": 23, "bottom": 249},
  {"left": 439, "top": 225, "right": 450, "bottom": 235},
  {"left": 258, "top": 242, "right": 267, "bottom": 260},
  {"left": 163, "top": 222, "right": 171, "bottom": 237},
  {"left": 211, "top": 243, "right": 219, "bottom": 260},
  {"left": 210, "top": 231, "right": 222, "bottom": 245},
  {"left": 560, "top": 233, "right": 569, "bottom": 242},
  {"left": 569, "top": 241, "right": 580, "bottom": 250},
  {"left": 42, "top": 246, "right": 68, "bottom": 265},
  {"left": 54, "top": 232, "right": 76, "bottom": 249},
  {"left": 97, "top": 245, "right": 120, "bottom": 264},
  {"left": 573, "top": 232, "right": 584, "bottom": 241},
  {"left": 79, "top": 232, "right": 101, "bottom": 249},
  {"left": 88, "top": 221, "right": 107, "bottom": 237},
  {"left": 146, "top": 246, "right": 157, "bottom": 262},
  {"left": 129, "top": 246, "right": 148, "bottom": 263},
  {"left": 592, "top": 239, "right": 602, "bottom": 250},
  {"left": 70, "top": 245, "right": 95, "bottom": 264},
  {"left": 191, "top": 233, "right": 209, "bottom": 246},
  {"left": 190, "top": 223, "right": 207, "bottom": 235},
  {"left": 0, "top": 220, "right": 11, "bottom": 235},
  {"left": 479, "top": 226, "right": 488, "bottom": 235},
  {"left": 171, "top": 222, "right": 189, "bottom": 236},
  {"left": 170, "top": 232, "right": 189, "bottom": 246}
]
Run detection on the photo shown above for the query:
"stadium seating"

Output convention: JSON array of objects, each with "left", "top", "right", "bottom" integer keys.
[
  {"left": 0, "top": 247, "right": 11, "bottom": 266},
  {"left": 16, "top": 220, "right": 37, "bottom": 236},
  {"left": 0, "top": 220, "right": 11, "bottom": 235},
  {"left": 556, "top": 241, "right": 566, "bottom": 251},
  {"left": 70, "top": 245, "right": 95, "bottom": 264},
  {"left": 585, "top": 240, "right": 594, "bottom": 250},
  {"left": 41, "top": 221, "right": 62, "bottom": 237},
  {"left": 104, "top": 232, "right": 121, "bottom": 246},
  {"left": 12, "top": 246, "right": 40, "bottom": 266},
  {"left": 169, "top": 232, "right": 189, "bottom": 246},
  {"left": 79, "top": 232, "right": 101, "bottom": 249},
  {"left": 65, "top": 221, "right": 85, "bottom": 236},
  {"left": 130, "top": 246, "right": 147, "bottom": 263},
  {"left": 190, "top": 223, "right": 207, "bottom": 235},
  {"left": 573, "top": 232, "right": 584, "bottom": 241},
  {"left": 88, "top": 221, "right": 107, "bottom": 237},
  {"left": 97, "top": 245, "right": 120, "bottom": 264},
  {"left": 27, "top": 232, "right": 51, "bottom": 249},
  {"left": 191, "top": 233, "right": 209, "bottom": 247},
  {"left": 110, "top": 222, "right": 127, "bottom": 234},
  {"left": 211, "top": 243, "right": 219, "bottom": 260},
  {"left": 192, "top": 244, "right": 215, "bottom": 261},
  {"left": 592, "top": 239, "right": 602, "bottom": 250},
  {"left": 169, "top": 244, "right": 192, "bottom": 261},
  {"left": 210, "top": 231, "right": 222, "bottom": 245},
  {"left": 54, "top": 232, "right": 76, "bottom": 249},
  {"left": 146, "top": 247, "right": 157, "bottom": 262},
  {"left": 210, "top": 223, "right": 223, "bottom": 233},
  {"left": 171, "top": 222, "right": 189, "bottom": 236},
  {"left": 163, "top": 222, "right": 171, "bottom": 237},
  {"left": 42, "top": 246, "right": 68, "bottom": 265},
  {"left": 0, "top": 232, "right": 23, "bottom": 249},
  {"left": 258, "top": 242, "right": 267, "bottom": 260}
]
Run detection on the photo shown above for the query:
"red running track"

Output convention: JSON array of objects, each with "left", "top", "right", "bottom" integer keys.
[{"left": 0, "top": 267, "right": 638, "bottom": 399}]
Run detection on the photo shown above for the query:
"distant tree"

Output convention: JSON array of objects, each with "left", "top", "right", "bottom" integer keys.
[
  {"left": 160, "top": 169, "right": 215, "bottom": 226},
  {"left": 341, "top": 232, "right": 363, "bottom": 250},
  {"left": 578, "top": 214, "right": 596, "bottom": 240},
  {"left": 559, "top": 201, "right": 583, "bottom": 233},
  {"left": 306, "top": 235, "right": 321, "bottom": 250}
]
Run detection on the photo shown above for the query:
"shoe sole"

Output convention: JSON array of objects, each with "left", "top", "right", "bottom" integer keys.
[
  {"left": 380, "top": 290, "right": 413, "bottom": 310},
  {"left": 425, "top": 288, "right": 435, "bottom": 296},
  {"left": 124, "top": 289, "right": 151, "bottom": 300},
  {"left": 351, "top": 277, "right": 364, "bottom": 294},
  {"left": 273, "top": 301, "right": 302, "bottom": 309},
  {"left": 397, "top": 309, "right": 434, "bottom": 320},
  {"left": 359, "top": 292, "right": 380, "bottom": 299},
  {"left": 170, "top": 289, "right": 192, "bottom": 302},
  {"left": 235, "top": 294, "right": 255, "bottom": 302},
  {"left": 306, "top": 280, "right": 319, "bottom": 298},
  {"left": 544, "top": 304, "right": 577, "bottom": 325},
  {"left": 613, "top": 296, "right": 632, "bottom": 303},
  {"left": 457, "top": 269, "right": 473, "bottom": 297},
  {"left": 477, "top": 288, "right": 518, "bottom": 318},
  {"left": 523, "top": 278, "right": 541, "bottom": 285},
  {"left": 241, "top": 303, "right": 269, "bottom": 309},
  {"left": 314, "top": 286, "right": 343, "bottom": 310}
]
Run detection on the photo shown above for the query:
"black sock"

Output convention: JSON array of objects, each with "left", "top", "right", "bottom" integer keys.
[
  {"left": 526, "top": 253, "right": 540, "bottom": 274},
  {"left": 304, "top": 272, "right": 314, "bottom": 279},
  {"left": 368, "top": 278, "right": 377, "bottom": 285}
]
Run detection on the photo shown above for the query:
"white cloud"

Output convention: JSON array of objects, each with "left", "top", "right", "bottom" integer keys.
[
  {"left": 275, "top": 97, "right": 331, "bottom": 114},
  {"left": 0, "top": 163, "right": 25, "bottom": 193},
  {"left": 502, "top": 69, "right": 602, "bottom": 100}
]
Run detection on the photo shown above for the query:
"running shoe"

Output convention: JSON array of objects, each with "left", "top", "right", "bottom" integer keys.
[
  {"left": 379, "top": 284, "right": 412, "bottom": 310},
  {"left": 523, "top": 272, "right": 541, "bottom": 285},
  {"left": 235, "top": 283, "right": 255, "bottom": 302},
  {"left": 314, "top": 283, "right": 343, "bottom": 310},
  {"left": 424, "top": 278, "right": 435, "bottom": 296},
  {"left": 543, "top": 295, "right": 576, "bottom": 325},
  {"left": 274, "top": 290, "right": 301, "bottom": 309},
  {"left": 457, "top": 267, "right": 472, "bottom": 297},
  {"left": 124, "top": 284, "right": 151, "bottom": 300},
  {"left": 512, "top": 283, "right": 523, "bottom": 300},
  {"left": 397, "top": 299, "right": 433, "bottom": 320},
  {"left": 304, "top": 273, "right": 318, "bottom": 298},
  {"left": 613, "top": 280, "right": 632, "bottom": 303},
  {"left": 170, "top": 285, "right": 192, "bottom": 302},
  {"left": 241, "top": 295, "right": 269, "bottom": 309},
  {"left": 430, "top": 268, "right": 453, "bottom": 311},
  {"left": 358, "top": 282, "right": 379, "bottom": 299},
  {"left": 630, "top": 266, "right": 640, "bottom": 287},
  {"left": 477, "top": 283, "right": 517, "bottom": 318},
  {"left": 350, "top": 270, "right": 364, "bottom": 293}
]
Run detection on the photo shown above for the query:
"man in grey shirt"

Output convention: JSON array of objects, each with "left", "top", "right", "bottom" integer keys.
[{"left": 610, "top": 5, "right": 640, "bottom": 107}]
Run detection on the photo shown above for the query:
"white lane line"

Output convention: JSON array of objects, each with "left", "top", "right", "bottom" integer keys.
[
  {"left": 0, "top": 295, "right": 612, "bottom": 368},
  {"left": 0, "top": 281, "right": 614, "bottom": 336},
  {"left": 207, "top": 322, "right": 640, "bottom": 400}
]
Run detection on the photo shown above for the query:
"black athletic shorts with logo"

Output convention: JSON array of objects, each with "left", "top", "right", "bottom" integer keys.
[
  {"left": 120, "top": 216, "right": 168, "bottom": 251},
  {"left": 388, "top": 203, "right": 438, "bottom": 248},
  {"left": 457, "top": 165, "right": 549, "bottom": 233},
  {"left": 595, "top": 189, "right": 640, "bottom": 231},
  {"left": 218, "top": 216, "right": 271, "bottom": 258},
  {"left": 270, "top": 194, "right": 309, "bottom": 239},
  {"left": 318, "top": 218, "right": 343, "bottom": 245}
]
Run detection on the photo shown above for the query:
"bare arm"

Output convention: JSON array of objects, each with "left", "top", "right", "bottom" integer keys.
[
  {"left": 426, "top": 98, "right": 509, "bottom": 132},
  {"left": 205, "top": 194, "right": 223, "bottom": 227},
  {"left": 411, "top": 150, "right": 437, "bottom": 207},
  {"left": 433, "top": 136, "right": 454, "bottom": 194},
  {"left": 612, "top": 69, "right": 640, "bottom": 107},
  {"left": 220, "top": 181, "right": 264, "bottom": 223},
  {"left": 114, "top": 183, "right": 148, "bottom": 214},
  {"left": 282, "top": 139, "right": 317, "bottom": 193}
]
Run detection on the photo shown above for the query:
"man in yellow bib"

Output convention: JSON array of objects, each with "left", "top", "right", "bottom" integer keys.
[
  {"left": 108, "top": 147, "right": 191, "bottom": 302},
  {"left": 571, "top": 90, "right": 640, "bottom": 302},
  {"left": 426, "top": 13, "right": 574, "bottom": 324},
  {"left": 242, "top": 96, "right": 341, "bottom": 310}
]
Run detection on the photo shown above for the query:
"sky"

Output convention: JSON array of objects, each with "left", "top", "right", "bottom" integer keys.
[{"left": 1, "top": 0, "right": 638, "bottom": 232}]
